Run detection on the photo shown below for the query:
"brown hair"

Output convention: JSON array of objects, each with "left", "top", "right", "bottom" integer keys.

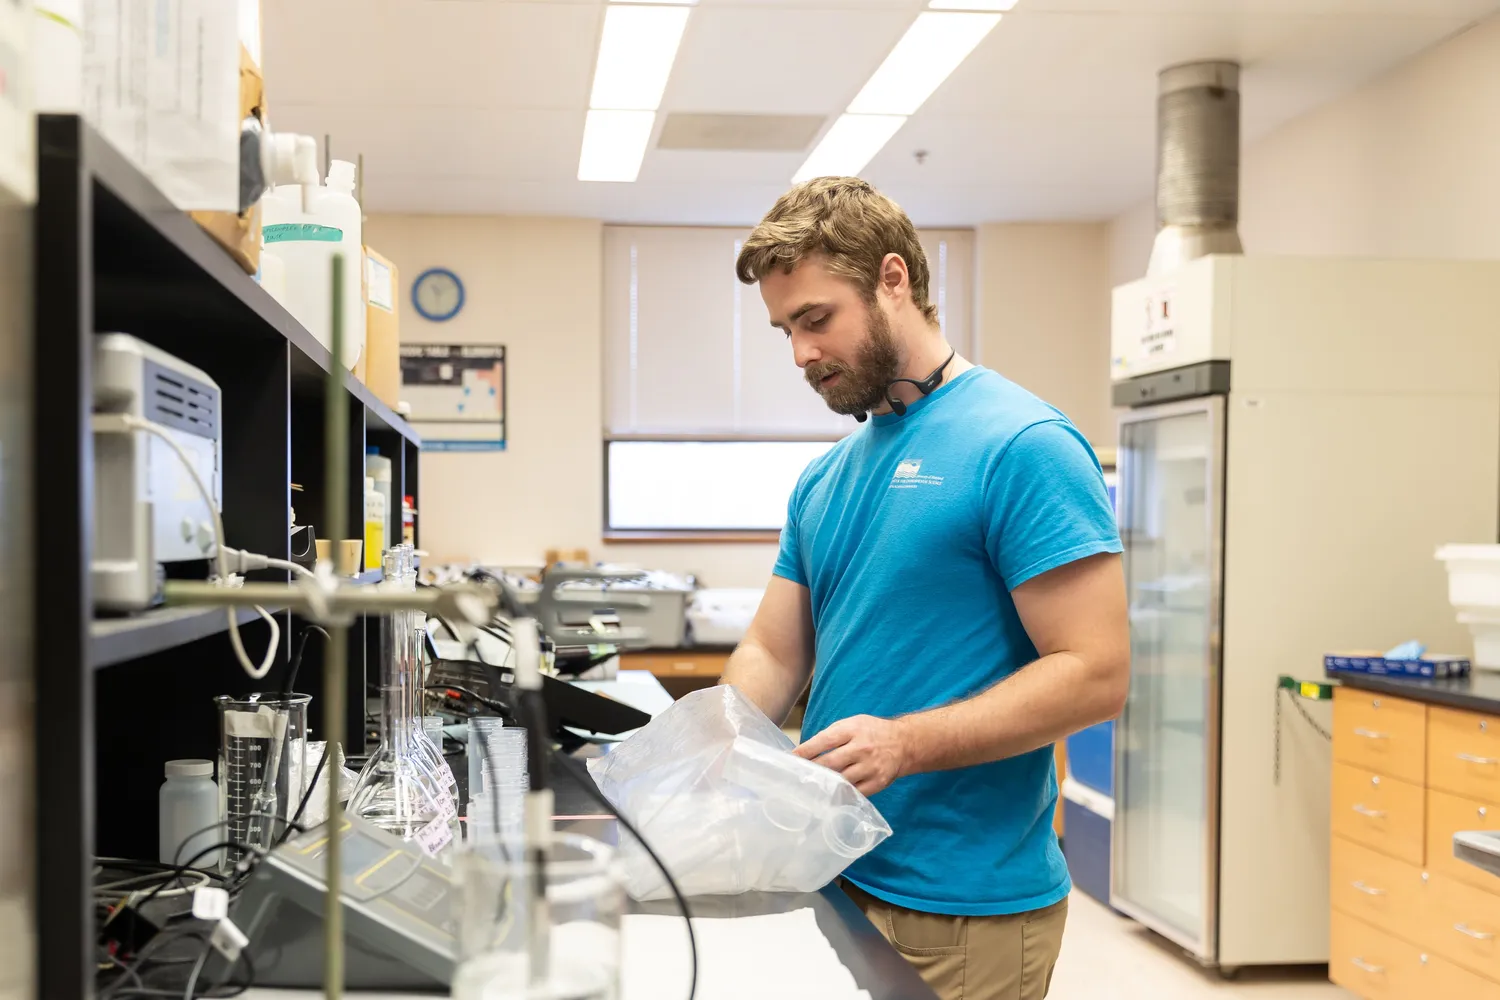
[{"left": 736, "top": 176, "right": 937, "bottom": 325}]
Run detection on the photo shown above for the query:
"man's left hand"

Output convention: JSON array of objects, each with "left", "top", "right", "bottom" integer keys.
[{"left": 794, "top": 714, "right": 910, "bottom": 797}]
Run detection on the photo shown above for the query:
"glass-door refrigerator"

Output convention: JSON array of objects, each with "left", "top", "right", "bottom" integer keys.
[{"left": 1111, "top": 393, "right": 1225, "bottom": 960}]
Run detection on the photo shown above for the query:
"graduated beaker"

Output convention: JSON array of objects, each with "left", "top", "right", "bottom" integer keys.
[{"left": 215, "top": 693, "right": 310, "bottom": 866}]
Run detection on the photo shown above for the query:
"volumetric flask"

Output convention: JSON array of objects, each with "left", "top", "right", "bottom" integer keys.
[
  {"left": 452, "top": 833, "right": 624, "bottom": 1000},
  {"left": 216, "top": 693, "right": 310, "bottom": 867}
]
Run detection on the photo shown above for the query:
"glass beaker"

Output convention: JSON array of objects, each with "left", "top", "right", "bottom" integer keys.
[
  {"left": 215, "top": 693, "right": 310, "bottom": 867},
  {"left": 452, "top": 833, "right": 625, "bottom": 1000}
]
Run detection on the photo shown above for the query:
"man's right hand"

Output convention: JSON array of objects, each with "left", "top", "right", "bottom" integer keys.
[{"left": 718, "top": 575, "right": 816, "bottom": 726}]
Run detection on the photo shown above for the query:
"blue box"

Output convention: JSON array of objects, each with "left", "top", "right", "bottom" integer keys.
[
  {"left": 1324, "top": 652, "right": 1470, "bottom": 679},
  {"left": 1065, "top": 720, "right": 1114, "bottom": 796}
]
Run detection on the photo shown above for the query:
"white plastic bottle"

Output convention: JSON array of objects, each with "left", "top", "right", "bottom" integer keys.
[
  {"left": 260, "top": 159, "right": 366, "bottom": 370},
  {"left": 159, "top": 759, "right": 220, "bottom": 869}
]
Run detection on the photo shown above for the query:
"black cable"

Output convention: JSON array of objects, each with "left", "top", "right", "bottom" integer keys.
[
  {"left": 130, "top": 840, "right": 267, "bottom": 919},
  {"left": 425, "top": 682, "right": 512, "bottom": 717},
  {"left": 552, "top": 749, "right": 697, "bottom": 1000},
  {"left": 281, "top": 742, "right": 333, "bottom": 845},
  {"left": 281, "top": 625, "right": 330, "bottom": 699}
]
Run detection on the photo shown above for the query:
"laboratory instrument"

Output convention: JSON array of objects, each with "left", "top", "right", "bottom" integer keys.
[
  {"left": 158, "top": 759, "right": 220, "bottom": 868},
  {"left": 232, "top": 812, "right": 458, "bottom": 990},
  {"left": 91, "top": 333, "right": 223, "bottom": 611},
  {"left": 216, "top": 693, "right": 309, "bottom": 865},
  {"left": 347, "top": 545, "right": 456, "bottom": 851}
]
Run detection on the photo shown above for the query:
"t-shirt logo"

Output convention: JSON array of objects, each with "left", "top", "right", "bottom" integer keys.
[{"left": 891, "top": 459, "right": 944, "bottom": 490}]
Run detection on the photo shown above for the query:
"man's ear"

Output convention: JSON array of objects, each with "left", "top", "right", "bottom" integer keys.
[{"left": 878, "top": 252, "right": 910, "bottom": 303}]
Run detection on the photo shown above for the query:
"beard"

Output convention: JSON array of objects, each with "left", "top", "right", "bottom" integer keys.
[{"left": 802, "top": 307, "right": 903, "bottom": 416}]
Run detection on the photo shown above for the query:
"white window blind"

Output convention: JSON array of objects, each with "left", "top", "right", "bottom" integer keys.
[{"left": 603, "top": 226, "right": 974, "bottom": 437}]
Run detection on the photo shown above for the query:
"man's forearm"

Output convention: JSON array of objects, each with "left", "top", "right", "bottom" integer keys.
[
  {"left": 897, "top": 649, "right": 1127, "bottom": 775},
  {"left": 720, "top": 639, "right": 811, "bottom": 726}
]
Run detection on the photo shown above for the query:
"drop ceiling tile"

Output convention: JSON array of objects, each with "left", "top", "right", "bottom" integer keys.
[
  {"left": 271, "top": 104, "right": 586, "bottom": 184},
  {"left": 664, "top": 7, "right": 916, "bottom": 114},
  {"left": 262, "top": 0, "right": 602, "bottom": 110}
]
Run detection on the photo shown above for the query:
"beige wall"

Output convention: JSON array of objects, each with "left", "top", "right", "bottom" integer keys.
[
  {"left": 1109, "top": 14, "right": 1500, "bottom": 286},
  {"left": 977, "top": 222, "right": 1112, "bottom": 447},
  {"left": 364, "top": 213, "right": 781, "bottom": 587}
]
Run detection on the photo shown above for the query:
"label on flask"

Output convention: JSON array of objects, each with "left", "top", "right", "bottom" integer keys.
[
  {"left": 415, "top": 815, "right": 453, "bottom": 856},
  {"left": 264, "top": 223, "right": 344, "bottom": 244}
]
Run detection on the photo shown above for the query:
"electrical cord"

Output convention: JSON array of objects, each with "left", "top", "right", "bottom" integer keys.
[
  {"left": 425, "top": 682, "right": 512, "bottom": 717},
  {"left": 282, "top": 624, "right": 330, "bottom": 699},
  {"left": 552, "top": 749, "right": 698, "bottom": 1000},
  {"left": 281, "top": 742, "right": 333, "bottom": 844},
  {"left": 116, "top": 415, "right": 281, "bottom": 680}
]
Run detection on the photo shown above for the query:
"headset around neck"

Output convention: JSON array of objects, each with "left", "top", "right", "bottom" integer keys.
[{"left": 854, "top": 349, "right": 957, "bottom": 423}]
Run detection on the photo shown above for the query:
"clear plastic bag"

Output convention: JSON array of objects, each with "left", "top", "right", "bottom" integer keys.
[{"left": 586, "top": 685, "right": 891, "bottom": 900}]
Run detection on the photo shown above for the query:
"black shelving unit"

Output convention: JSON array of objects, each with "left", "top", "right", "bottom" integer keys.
[{"left": 32, "top": 115, "right": 420, "bottom": 999}]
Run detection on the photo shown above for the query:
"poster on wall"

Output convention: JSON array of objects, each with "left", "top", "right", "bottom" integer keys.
[{"left": 399, "top": 344, "right": 507, "bottom": 451}]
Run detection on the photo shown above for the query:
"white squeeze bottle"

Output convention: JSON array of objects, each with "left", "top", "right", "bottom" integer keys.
[
  {"left": 159, "top": 759, "right": 220, "bottom": 869},
  {"left": 260, "top": 160, "right": 366, "bottom": 370}
]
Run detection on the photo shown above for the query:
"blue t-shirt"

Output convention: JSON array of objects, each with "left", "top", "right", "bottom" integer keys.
[{"left": 774, "top": 366, "right": 1121, "bottom": 916}]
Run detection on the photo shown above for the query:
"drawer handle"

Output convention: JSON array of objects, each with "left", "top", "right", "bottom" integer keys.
[
  {"left": 1350, "top": 958, "right": 1385, "bottom": 974},
  {"left": 1351, "top": 881, "right": 1387, "bottom": 896},
  {"left": 1352, "top": 804, "right": 1387, "bottom": 819},
  {"left": 1353, "top": 728, "right": 1390, "bottom": 740},
  {"left": 1454, "top": 923, "right": 1495, "bottom": 941},
  {"left": 1456, "top": 753, "right": 1500, "bottom": 765}
]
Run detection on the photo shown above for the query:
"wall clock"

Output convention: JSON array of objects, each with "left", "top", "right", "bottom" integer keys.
[{"left": 412, "top": 267, "right": 465, "bottom": 322}]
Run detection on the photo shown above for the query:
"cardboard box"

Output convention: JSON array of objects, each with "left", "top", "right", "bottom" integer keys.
[
  {"left": 362, "top": 247, "right": 402, "bottom": 408},
  {"left": 190, "top": 43, "right": 264, "bottom": 275}
]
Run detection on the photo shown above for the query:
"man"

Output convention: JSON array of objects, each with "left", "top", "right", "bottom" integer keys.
[{"left": 721, "top": 176, "right": 1130, "bottom": 1000}]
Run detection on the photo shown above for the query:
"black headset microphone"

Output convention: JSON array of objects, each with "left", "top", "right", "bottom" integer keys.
[{"left": 852, "top": 349, "right": 956, "bottom": 424}]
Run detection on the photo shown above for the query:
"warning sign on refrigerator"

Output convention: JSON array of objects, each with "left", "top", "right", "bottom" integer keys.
[{"left": 1142, "top": 288, "right": 1177, "bottom": 358}]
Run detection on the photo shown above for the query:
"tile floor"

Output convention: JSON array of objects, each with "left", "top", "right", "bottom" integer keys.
[{"left": 1050, "top": 892, "right": 1352, "bottom": 999}]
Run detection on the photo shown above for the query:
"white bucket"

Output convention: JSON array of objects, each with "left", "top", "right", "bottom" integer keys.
[
  {"left": 1436, "top": 544, "right": 1500, "bottom": 610},
  {"left": 1457, "top": 607, "right": 1500, "bottom": 671}
]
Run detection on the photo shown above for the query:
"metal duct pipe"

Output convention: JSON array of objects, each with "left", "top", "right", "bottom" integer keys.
[{"left": 1148, "top": 60, "right": 1243, "bottom": 276}]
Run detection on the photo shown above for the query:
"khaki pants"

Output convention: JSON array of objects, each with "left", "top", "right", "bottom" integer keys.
[{"left": 842, "top": 882, "right": 1068, "bottom": 1000}]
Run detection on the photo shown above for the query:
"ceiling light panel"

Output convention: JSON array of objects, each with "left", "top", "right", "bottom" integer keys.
[
  {"left": 578, "top": 109, "right": 657, "bottom": 182},
  {"left": 792, "top": 114, "right": 908, "bottom": 184},
  {"left": 847, "top": 11, "right": 1001, "bottom": 117},
  {"left": 589, "top": 4, "right": 692, "bottom": 111}
]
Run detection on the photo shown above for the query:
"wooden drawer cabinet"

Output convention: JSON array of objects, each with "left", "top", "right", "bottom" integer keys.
[
  {"left": 1427, "top": 788, "right": 1500, "bottom": 892},
  {"left": 1422, "top": 950, "right": 1500, "bottom": 999},
  {"left": 1331, "top": 835, "right": 1430, "bottom": 941},
  {"left": 1331, "top": 912, "right": 1428, "bottom": 999},
  {"left": 1420, "top": 873, "right": 1500, "bottom": 983},
  {"left": 620, "top": 651, "right": 730, "bottom": 679},
  {"left": 1331, "top": 690, "right": 1500, "bottom": 998},
  {"left": 1430, "top": 706, "right": 1500, "bottom": 802},
  {"left": 1333, "top": 762, "right": 1427, "bottom": 865},
  {"left": 1336, "top": 688, "right": 1428, "bottom": 786}
]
